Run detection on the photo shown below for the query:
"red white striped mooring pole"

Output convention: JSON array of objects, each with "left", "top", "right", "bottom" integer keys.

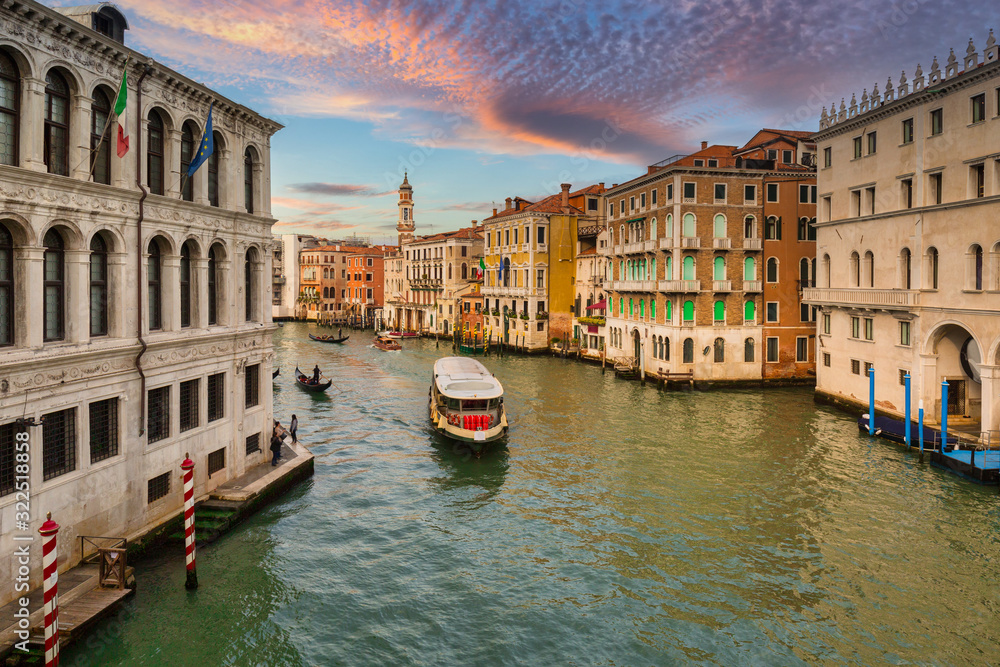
[
  {"left": 39, "top": 512, "right": 60, "bottom": 667},
  {"left": 181, "top": 454, "right": 198, "bottom": 589}
]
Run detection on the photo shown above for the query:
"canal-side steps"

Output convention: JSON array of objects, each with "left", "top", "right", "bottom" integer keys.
[{"left": 164, "top": 439, "right": 315, "bottom": 547}]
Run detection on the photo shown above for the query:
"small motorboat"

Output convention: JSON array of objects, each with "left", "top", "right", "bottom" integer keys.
[
  {"left": 373, "top": 335, "right": 402, "bottom": 351},
  {"left": 294, "top": 366, "right": 332, "bottom": 392},
  {"left": 272, "top": 368, "right": 280, "bottom": 379},
  {"left": 429, "top": 357, "right": 508, "bottom": 453},
  {"left": 309, "top": 333, "right": 350, "bottom": 344},
  {"left": 378, "top": 330, "right": 403, "bottom": 339}
]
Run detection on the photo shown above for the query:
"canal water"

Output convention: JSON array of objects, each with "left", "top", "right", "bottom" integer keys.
[{"left": 64, "top": 322, "right": 999, "bottom": 666}]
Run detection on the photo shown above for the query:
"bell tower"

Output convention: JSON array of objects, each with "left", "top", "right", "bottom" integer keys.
[{"left": 397, "top": 172, "right": 415, "bottom": 247}]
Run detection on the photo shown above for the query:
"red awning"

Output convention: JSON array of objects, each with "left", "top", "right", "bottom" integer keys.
[{"left": 586, "top": 300, "right": 607, "bottom": 310}]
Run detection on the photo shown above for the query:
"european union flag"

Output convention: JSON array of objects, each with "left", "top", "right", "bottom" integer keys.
[{"left": 186, "top": 102, "right": 214, "bottom": 178}]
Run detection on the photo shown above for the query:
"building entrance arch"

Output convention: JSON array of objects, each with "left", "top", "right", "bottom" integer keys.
[{"left": 921, "top": 321, "right": 984, "bottom": 425}]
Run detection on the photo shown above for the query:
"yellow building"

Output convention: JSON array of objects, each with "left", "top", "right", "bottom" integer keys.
[{"left": 482, "top": 184, "right": 605, "bottom": 350}]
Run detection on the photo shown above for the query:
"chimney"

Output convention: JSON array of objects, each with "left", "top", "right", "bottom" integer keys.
[
  {"left": 560, "top": 183, "right": 571, "bottom": 210},
  {"left": 599, "top": 182, "right": 605, "bottom": 190},
  {"left": 492, "top": 208, "right": 498, "bottom": 216},
  {"left": 505, "top": 197, "right": 512, "bottom": 210},
  {"left": 701, "top": 141, "right": 708, "bottom": 150}
]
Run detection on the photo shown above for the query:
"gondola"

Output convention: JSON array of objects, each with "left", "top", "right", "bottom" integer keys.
[
  {"left": 309, "top": 334, "right": 350, "bottom": 343},
  {"left": 272, "top": 368, "right": 280, "bottom": 379},
  {"left": 294, "top": 366, "right": 332, "bottom": 392}
]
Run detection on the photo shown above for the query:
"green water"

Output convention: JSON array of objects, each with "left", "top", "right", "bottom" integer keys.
[{"left": 62, "top": 322, "right": 1000, "bottom": 666}]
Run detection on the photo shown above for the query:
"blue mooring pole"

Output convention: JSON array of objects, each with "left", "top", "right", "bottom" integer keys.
[
  {"left": 868, "top": 367, "right": 875, "bottom": 434},
  {"left": 918, "top": 400, "right": 925, "bottom": 462},
  {"left": 940, "top": 380, "right": 949, "bottom": 451},
  {"left": 904, "top": 373, "right": 911, "bottom": 449}
]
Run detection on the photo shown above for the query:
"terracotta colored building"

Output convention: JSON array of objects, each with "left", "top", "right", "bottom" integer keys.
[
  {"left": 602, "top": 129, "right": 816, "bottom": 383},
  {"left": 457, "top": 282, "right": 486, "bottom": 343},
  {"left": 345, "top": 247, "right": 392, "bottom": 326}
]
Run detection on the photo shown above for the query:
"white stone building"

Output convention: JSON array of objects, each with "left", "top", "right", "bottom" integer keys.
[
  {"left": 0, "top": 1, "right": 282, "bottom": 606},
  {"left": 804, "top": 33, "right": 1000, "bottom": 438}
]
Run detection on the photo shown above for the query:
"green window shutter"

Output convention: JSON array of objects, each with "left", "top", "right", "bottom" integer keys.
[
  {"left": 666, "top": 257, "right": 672, "bottom": 279},
  {"left": 744, "top": 300, "right": 755, "bottom": 321},
  {"left": 683, "top": 213, "right": 695, "bottom": 237},
  {"left": 714, "top": 300, "right": 725, "bottom": 321},
  {"left": 629, "top": 298, "right": 633, "bottom": 316},
  {"left": 744, "top": 257, "right": 755, "bottom": 280},
  {"left": 683, "top": 300, "right": 694, "bottom": 321},
  {"left": 714, "top": 256, "right": 725, "bottom": 280},
  {"left": 640, "top": 300, "right": 645, "bottom": 318},
  {"left": 714, "top": 214, "right": 726, "bottom": 238},
  {"left": 683, "top": 256, "right": 694, "bottom": 280},
  {"left": 651, "top": 299, "right": 656, "bottom": 319},
  {"left": 666, "top": 300, "right": 672, "bottom": 320}
]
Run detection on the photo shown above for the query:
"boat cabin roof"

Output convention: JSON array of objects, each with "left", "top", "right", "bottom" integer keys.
[{"left": 433, "top": 357, "right": 503, "bottom": 399}]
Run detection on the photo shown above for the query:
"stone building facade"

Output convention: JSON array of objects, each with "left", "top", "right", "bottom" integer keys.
[
  {"left": 0, "top": 1, "right": 281, "bottom": 606},
  {"left": 603, "top": 131, "right": 816, "bottom": 382},
  {"left": 482, "top": 184, "right": 605, "bottom": 350},
  {"left": 804, "top": 33, "right": 1000, "bottom": 437}
]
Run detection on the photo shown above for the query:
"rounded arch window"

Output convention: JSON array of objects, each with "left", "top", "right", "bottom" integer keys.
[
  {"left": 0, "top": 222, "right": 14, "bottom": 344},
  {"left": 44, "top": 71, "right": 70, "bottom": 176},
  {"left": 90, "top": 234, "right": 109, "bottom": 336},
  {"left": 43, "top": 228, "right": 65, "bottom": 341},
  {"left": 147, "top": 110, "right": 165, "bottom": 195},
  {"left": 91, "top": 88, "right": 113, "bottom": 185},
  {"left": 0, "top": 50, "right": 20, "bottom": 166}
]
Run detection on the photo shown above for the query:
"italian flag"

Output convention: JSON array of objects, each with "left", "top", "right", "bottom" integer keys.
[{"left": 113, "top": 66, "right": 128, "bottom": 158}]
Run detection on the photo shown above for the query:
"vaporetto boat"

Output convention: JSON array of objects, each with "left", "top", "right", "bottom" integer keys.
[{"left": 429, "top": 357, "right": 508, "bottom": 451}]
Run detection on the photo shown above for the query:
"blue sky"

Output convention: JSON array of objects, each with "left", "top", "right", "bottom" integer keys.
[{"left": 43, "top": 1, "right": 998, "bottom": 243}]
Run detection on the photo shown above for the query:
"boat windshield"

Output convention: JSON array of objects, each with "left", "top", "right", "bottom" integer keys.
[{"left": 462, "top": 399, "right": 488, "bottom": 411}]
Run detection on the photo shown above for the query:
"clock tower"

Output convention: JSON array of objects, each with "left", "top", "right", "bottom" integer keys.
[{"left": 397, "top": 172, "right": 415, "bottom": 247}]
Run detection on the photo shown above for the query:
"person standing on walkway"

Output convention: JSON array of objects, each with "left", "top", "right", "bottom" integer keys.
[
  {"left": 270, "top": 432, "right": 282, "bottom": 466},
  {"left": 290, "top": 414, "right": 298, "bottom": 443}
]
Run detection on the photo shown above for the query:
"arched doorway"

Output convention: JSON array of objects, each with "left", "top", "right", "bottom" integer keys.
[
  {"left": 924, "top": 322, "right": 983, "bottom": 426},
  {"left": 632, "top": 329, "right": 641, "bottom": 361}
]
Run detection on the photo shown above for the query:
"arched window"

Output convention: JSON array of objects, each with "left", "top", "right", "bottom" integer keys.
[
  {"left": 682, "top": 256, "right": 695, "bottom": 280},
  {"left": 44, "top": 71, "right": 70, "bottom": 176},
  {"left": 822, "top": 254, "right": 831, "bottom": 287},
  {"left": 665, "top": 256, "right": 672, "bottom": 279},
  {"left": 797, "top": 217, "right": 808, "bottom": 240},
  {"left": 447, "top": 264, "right": 452, "bottom": 280},
  {"left": 665, "top": 299, "right": 672, "bottom": 322},
  {"left": 744, "top": 338, "right": 754, "bottom": 362},
  {"left": 900, "top": 248, "right": 911, "bottom": 289},
  {"left": 682, "top": 213, "right": 695, "bottom": 237},
  {"left": 147, "top": 110, "right": 165, "bottom": 195},
  {"left": 180, "top": 122, "right": 196, "bottom": 201},
  {"left": 864, "top": 250, "right": 874, "bottom": 287},
  {"left": 663, "top": 336, "right": 670, "bottom": 361},
  {"left": 744, "top": 216, "right": 755, "bottom": 238},
  {"left": 713, "top": 214, "right": 726, "bottom": 238},
  {"left": 713, "top": 300, "right": 725, "bottom": 323},
  {"left": 90, "top": 234, "right": 108, "bottom": 336},
  {"left": 245, "top": 248, "right": 257, "bottom": 321},
  {"left": 180, "top": 242, "right": 193, "bottom": 328},
  {"left": 665, "top": 214, "right": 673, "bottom": 237},
  {"left": 972, "top": 244, "right": 983, "bottom": 290},
  {"left": 764, "top": 216, "right": 780, "bottom": 240},
  {"left": 43, "top": 229, "right": 65, "bottom": 341},
  {"left": 744, "top": 300, "right": 755, "bottom": 322},
  {"left": 713, "top": 256, "right": 725, "bottom": 281},
  {"left": 744, "top": 256, "right": 756, "bottom": 281},
  {"left": 0, "top": 51, "right": 19, "bottom": 166},
  {"left": 208, "top": 131, "right": 222, "bottom": 207},
  {"left": 244, "top": 148, "right": 255, "bottom": 213},
  {"left": 619, "top": 297, "right": 624, "bottom": 316},
  {"left": 682, "top": 300, "right": 694, "bottom": 323},
  {"left": 650, "top": 298, "right": 656, "bottom": 320},
  {"left": 682, "top": 338, "right": 694, "bottom": 363},
  {"left": 461, "top": 263, "right": 468, "bottom": 280},
  {"left": 799, "top": 257, "right": 810, "bottom": 287},
  {"left": 148, "top": 240, "right": 162, "bottom": 331},
  {"left": 91, "top": 88, "right": 112, "bottom": 185},
  {"left": 629, "top": 298, "right": 634, "bottom": 317},
  {"left": 650, "top": 218, "right": 657, "bottom": 238},
  {"left": 639, "top": 299, "right": 645, "bottom": 319},
  {"left": 714, "top": 337, "right": 725, "bottom": 362},
  {"left": 650, "top": 258, "right": 656, "bottom": 281},
  {"left": 502, "top": 258, "right": 510, "bottom": 287},
  {"left": 208, "top": 245, "right": 218, "bottom": 325},
  {"left": 850, "top": 251, "right": 860, "bottom": 287},
  {"left": 766, "top": 257, "right": 778, "bottom": 282},
  {"left": 0, "top": 222, "right": 14, "bottom": 345},
  {"left": 323, "top": 286, "right": 328, "bottom": 298}
]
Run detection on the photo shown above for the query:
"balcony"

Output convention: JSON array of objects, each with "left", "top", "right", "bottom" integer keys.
[
  {"left": 273, "top": 276, "right": 286, "bottom": 285},
  {"left": 712, "top": 238, "right": 732, "bottom": 250},
  {"left": 613, "top": 244, "right": 624, "bottom": 255},
  {"left": 658, "top": 238, "right": 675, "bottom": 250},
  {"left": 802, "top": 288, "right": 919, "bottom": 309},
  {"left": 624, "top": 242, "right": 646, "bottom": 254},
  {"left": 681, "top": 237, "right": 701, "bottom": 249},
  {"left": 743, "top": 238, "right": 762, "bottom": 251},
  {"left": 712, "top": 280, "right": 732, "bottom": 292},
  {"left": 743, "top": 280, "right": 762, "bottom": 292},
  {"left": 609, "top": 280, "right": 656, "bottom": 292},
  {"left": 658, "top": 280, "right": 701, "bottom": 292},
  {"left": 643, "top": 240, "right": 657, "bottom": 252}
]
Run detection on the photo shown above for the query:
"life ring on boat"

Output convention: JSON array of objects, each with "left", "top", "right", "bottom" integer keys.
[{"left": 488, "top": 415, "right": 494, "bottom": 426}]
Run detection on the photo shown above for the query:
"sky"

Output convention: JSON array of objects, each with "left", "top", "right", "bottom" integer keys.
[{"left": 43, "top": 1, "right": 999, "bottom": 242}]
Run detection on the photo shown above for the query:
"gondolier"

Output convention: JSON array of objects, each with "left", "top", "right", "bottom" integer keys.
[{"left": 312, "top": 365, "right": 321, "bottom": 383}]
